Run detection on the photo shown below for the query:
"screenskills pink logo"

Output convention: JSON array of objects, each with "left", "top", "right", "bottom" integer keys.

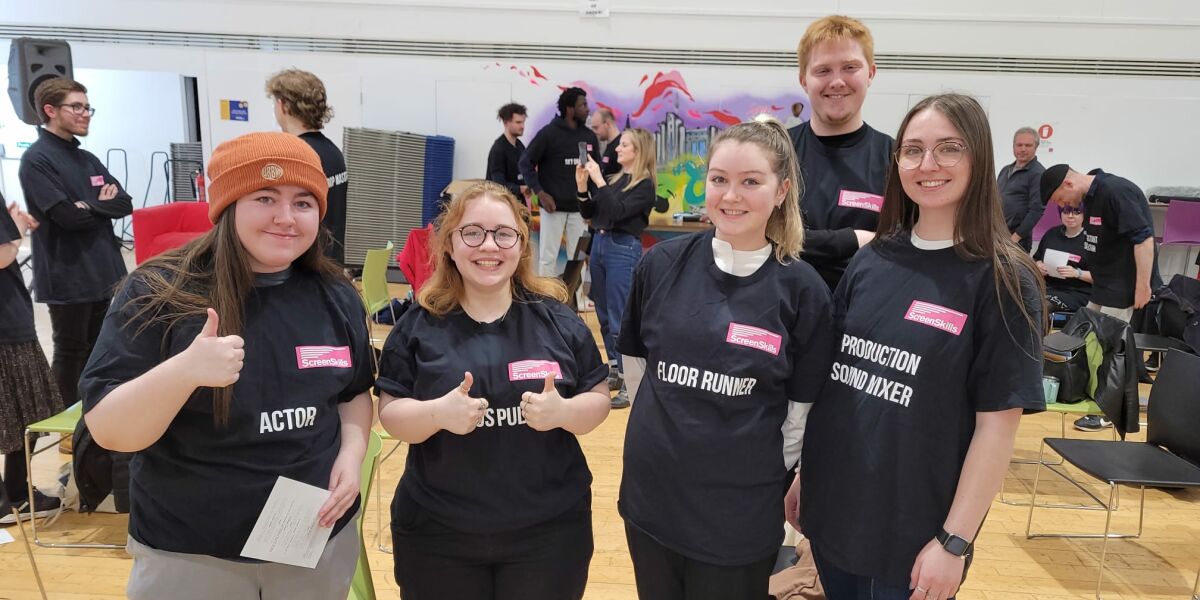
[
  {"left": 726, "top": 323, "right": 782, "bottom": 355},
  {"left": 508, "top": 360, "right": 563, "bottom": 381},
  {"left": 1090, "top": 216, "right": 1103, "bottom": 226},
  {"left": 295, "top": 346, "right": 352, "bottom": 369},
  {"left": 903, "top": 301, "right": 968, "bottom": 336},
  {"left": 837, "top": 190, "right": 885, "bottom": 213}
]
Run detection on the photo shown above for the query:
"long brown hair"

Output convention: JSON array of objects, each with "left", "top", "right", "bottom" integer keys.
[
  {"left": 418, "top": 181, "right": 567, "bottom": 316},
  {"left": 876, "top": 93, "right": 1047, "bottom": 342},
  {"left": 126, "top": 202, "right": 344, "bottom": 426},
  {"left": 707, "top": 118, "right": 806, "bottom": 263}
]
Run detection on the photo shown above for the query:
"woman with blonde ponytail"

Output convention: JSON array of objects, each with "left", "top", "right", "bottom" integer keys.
[{"left": 616, "top": 119, "right": 836, "bottom": 600}]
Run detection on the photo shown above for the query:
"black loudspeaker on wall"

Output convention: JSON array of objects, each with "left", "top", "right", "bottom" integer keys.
[{"left": 7, "top": 37, "right": 74, "bottom": 126}]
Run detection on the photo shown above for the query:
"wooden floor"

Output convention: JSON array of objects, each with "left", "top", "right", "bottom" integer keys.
[{"left": 3, "top": 309, "right": 1199, "bottom": 599}]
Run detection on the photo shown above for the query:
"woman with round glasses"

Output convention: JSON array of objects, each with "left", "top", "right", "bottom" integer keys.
[
  {"left": 1033, "top": 204, "right": 1092, "bottom": 313},
  {"left": 375, "top": 180, "right": 611, "bottom": 600},
  {"left": 796, "top": 94, "right": 1046, "bottom": 600}
]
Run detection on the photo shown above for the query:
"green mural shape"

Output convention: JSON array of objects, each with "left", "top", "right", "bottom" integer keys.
[{"left": 656, "top": 153, "right": 707, "bottom": 214}]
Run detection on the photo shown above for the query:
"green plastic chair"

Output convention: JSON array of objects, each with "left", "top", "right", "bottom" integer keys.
[
  {"left": 372, "top": 429, "right": 401, "bottom": 554},
  {"left": 23, "top": 402, "right": 125, "bottom": 549},
  {"left": 361, "top": 241, "right": 395, "bottom": 319},
  {"left": 349, "top": 430, "right": 384, "bottom": 600}
]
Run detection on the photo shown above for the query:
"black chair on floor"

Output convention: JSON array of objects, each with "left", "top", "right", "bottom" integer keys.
[{"left": 1025, "top": 349, "right": 1200, "bottom": 599}]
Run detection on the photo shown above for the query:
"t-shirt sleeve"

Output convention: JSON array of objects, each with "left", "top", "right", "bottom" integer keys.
[
  {"left": 786, "top": 271, "right": 837, "bottom": 403},
  {"left": 966, "top": 265, "right": 1046, "bottom": 413},
  {"left": 374, "top": 309, "right": 421, "bottom": 399},
  {"left": 0, "top": 209, "right": 19, "bottom": 245},
  {"left": 79, "top": 273, "right": 173, "bottom": 414},
  {"left": 18, "top": 156, "right": 72, "bottom": 213},
  {"left": 336, "top": 282, "right": 375, "bottom": 403},
  {"left": 1113, "top": 184, "right": 1152, "bottom": 238},
  {"left": 801, "top": 228, "right": 860, "bottom": 262},
  {"left": 557, "top": 305, "right": 609, "bottom": 395},
  {"left": 615, "top": 251, "right": 651, "bottom": 358}
]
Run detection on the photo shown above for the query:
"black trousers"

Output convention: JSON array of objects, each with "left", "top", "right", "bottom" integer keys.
[
  {"left": 624, "top": 521, "right": 775, "bottom": 600},
  {"left": 47, "top": 300, "right": 109, "bottom": 409},
  {"left": 391, "top": 489, "right": 593, "bottom": 600}
]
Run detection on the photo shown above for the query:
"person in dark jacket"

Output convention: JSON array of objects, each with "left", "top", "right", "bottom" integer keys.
[
  {"left": 487, "top": 102, "right": 529, "bottom": 201},
  {"left": 519, "top": 87, "right": 600, "bottom": 276},
  {"left": 997, "top": 127, "right": 1046, "bottom": 252},
  {"left": 17, "top": 77, "right": 131, "bottom": 447},
  {"left": 576, "top": 128, "right": 656, "bottom": 409}
]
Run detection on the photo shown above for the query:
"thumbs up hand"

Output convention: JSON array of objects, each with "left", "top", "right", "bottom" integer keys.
[
  {"left": 521, "top": 374, "right": 566, "bottom": 432},
  {"left": 184, "top": 308, "right": 245, "bottom": 388},
  {"left": 435, "top": 371, "right": 488, "bottom": 435}
]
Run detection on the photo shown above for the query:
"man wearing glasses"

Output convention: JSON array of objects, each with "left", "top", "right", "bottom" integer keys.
[
  {"left": 997, "top": 127, "right": 1046, "bottom": 252},
  {"left": 18, "top": 77, "right": 131, "bottom": 438}
]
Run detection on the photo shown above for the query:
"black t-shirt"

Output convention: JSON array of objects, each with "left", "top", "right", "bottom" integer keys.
[
  {"left": 374, "top": 296, "right": 608, "bottom": 534},
  {"left": 789, "top": 122, "right": 894, "bottom": 290},
  {"left": 79, "top": 268, "right": 374, "bottom": 559},
  {"left": 616, "top": 230, "right": 836, "bottom": 565},
  {"left": 18, "top": 128, "right": 132, "bottom": 304},
  {"left": 486, "top": 134, "right": 526, "bottom": 198},
  {"left": 600, "top": 132, "right": 622, "bottom": 178},
  {"left": 579, "top": 174, "right": 655, "bottom": 237},
  {"left": 800, "top": 234, "right": 1045, "bottom": 586},
  {"left": 1033, "top": 225, "right": 1091, "bottom": 294},
  {"left": 299, "top": 132, "right": 349, "bottom": 265},
  {"left": 1080, "top": 170, "right": 1154, "bottom": 308},
  {"left": 0, "top": 206, "right": 36, "bottom": 344}
]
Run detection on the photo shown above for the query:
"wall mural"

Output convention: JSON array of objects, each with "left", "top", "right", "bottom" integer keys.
[{"left": 487, "top": 63, "right": 809, "bottom": 220}]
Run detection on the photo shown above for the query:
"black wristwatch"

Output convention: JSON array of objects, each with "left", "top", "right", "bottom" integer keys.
[{"left": 936, "top": 528, "right": 972, "bottom": 558}]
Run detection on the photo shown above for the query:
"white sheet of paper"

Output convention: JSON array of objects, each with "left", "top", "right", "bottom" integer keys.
[
  {"left": 0, "top": 528, "right": 14, "bottom": 545},
  {"left": 239, "top": 476, "right": 332, "bottom": 568},
  {"left": 1043, "top": 248, "right": 1072, "bottom": 279}
]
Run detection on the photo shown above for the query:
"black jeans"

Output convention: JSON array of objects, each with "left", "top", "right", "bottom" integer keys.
[
  {"left": 624, "top": 521, "right": 775, "bottom": 600},
  {"left": 391, "top": 489, "right": 593, "bottom": 600},
  {"left": 811, "top": 543, "right": 959, "bottom": 600},
  {"left": 47, "top": 300, "right": 110, "bottom": 408}
]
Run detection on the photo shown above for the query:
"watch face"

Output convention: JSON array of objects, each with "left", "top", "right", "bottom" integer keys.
[{"left": 944, "top": 535, "right": 970, "bottom": 556}]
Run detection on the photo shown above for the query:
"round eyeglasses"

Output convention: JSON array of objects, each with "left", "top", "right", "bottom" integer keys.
[
  {"left": 456, "top": 224, "right": 521, "bottom": 249},
  {"left": 894, "top": 141, "right": 967, "bottom": 170}
]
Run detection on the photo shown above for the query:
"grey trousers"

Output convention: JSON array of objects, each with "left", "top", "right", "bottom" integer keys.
[{"left": 125, "top": 511, "right": 360, "bottom": 600}]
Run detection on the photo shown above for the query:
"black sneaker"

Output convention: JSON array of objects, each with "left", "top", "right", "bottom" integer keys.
[
  {"left": 1074, "top": 415, "right": 1113, "bottom": 432},
  {"left": 0, "top": 488, "right": 62, "bottom": 525},
  {"left": 607, "top": 366, "right": 623, "bottom": 391},
  {"left": 610, "top": 389, "right": 630, "bottom": 409}
]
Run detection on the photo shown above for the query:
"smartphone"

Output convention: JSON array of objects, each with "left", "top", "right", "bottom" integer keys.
[{"left": 578, "top": 141, "right": 589, "bottom": 166}]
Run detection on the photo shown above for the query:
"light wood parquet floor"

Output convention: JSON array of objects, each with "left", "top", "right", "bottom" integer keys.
[{"left": 3, "top": 290, "right": 1199, "bottom": 600}]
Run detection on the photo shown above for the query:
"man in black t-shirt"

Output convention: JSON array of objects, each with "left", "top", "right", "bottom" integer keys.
[
  {"left": 268, "top": 69, "right": 349, "bottom": 264},
  {"left": 997, "top": 127, "right": 1046, "bottom": 252},
  {"left": 1042, "top": 164, "right": 1156, "bottom": 322},
  {"left": 486, "top": 102, "right": 529, "bottom": 201},
  {"left": 790, "top": 15, "right": 895, "bottom": 290},
  {"left": 589, "top": 107, "right": 623, "bottom": 178},
  {"left": 18, "top": 77, "right": 132, "bottom": 424}
]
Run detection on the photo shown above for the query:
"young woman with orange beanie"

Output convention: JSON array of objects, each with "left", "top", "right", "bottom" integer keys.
[{"left": 79, "top": 131, "right": 374, "bottom": 599}]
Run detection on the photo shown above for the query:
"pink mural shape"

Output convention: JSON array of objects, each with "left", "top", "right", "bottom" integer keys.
[
  {"left": 631, "top": 71, "right": 695, "bottom": 119},
  {"left": 531, "top": 65, "right": 548, "bottom": 80},
  {"left": 704, "top": 110, "right": 742, "bottom": 126}
]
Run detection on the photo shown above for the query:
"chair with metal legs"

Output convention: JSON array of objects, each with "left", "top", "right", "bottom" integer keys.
[
  {"left": 23, "top": 402, "right": 125, "bottom": 549},
  {"left": 1000, "top": 400, "right": 1118, "bottom": 508},
  {"left": 1025, "top": 350, "right": 1200, "bottom": 599}
]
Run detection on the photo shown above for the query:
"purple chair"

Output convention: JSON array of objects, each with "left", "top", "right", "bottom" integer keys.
[
  {"left": 1161, "top": 200, "right": 1200, "bottom": 245},
  {"left": 1032, "top": 204, "right": 1061, "bottom": 242}
]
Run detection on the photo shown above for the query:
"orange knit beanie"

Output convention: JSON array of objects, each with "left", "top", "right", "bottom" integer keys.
[{"left": 206, "top": 131, "right": 328, "bottom": 223}]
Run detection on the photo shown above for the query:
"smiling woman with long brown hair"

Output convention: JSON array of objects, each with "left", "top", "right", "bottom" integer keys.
[{"left": 79, "top": 132, "right": 374, "bottom": 600}]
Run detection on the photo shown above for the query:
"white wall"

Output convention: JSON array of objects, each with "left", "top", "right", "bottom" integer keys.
[{"left": 3, "top": 0, "right": 1200, "bottom": 192}]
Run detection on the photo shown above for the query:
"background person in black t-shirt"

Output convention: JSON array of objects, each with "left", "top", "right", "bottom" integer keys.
[
  {"left": 617, "top": 120, "right": 836, "bottom": 600},
  {"left": 80, "top": 133, "right": 373, "bottom": 599},
  {"left": 18, "top": 78, "right": 132, "bottom": 443},
  {"left": 796, "top": 94, "right": 1045, "bottom": 600},
  {"left": 589, "top": 107, "right": 623, "bottom": 178},
  {"left": 487, "top": 102, "right": 530, "bottom": 202},
  {"left": 790, "top": 15, "right": 895, "bottom": 289},
  {"left": 576, "top": 128, "right": 656, "bottom": 409},
  {"left": 1041, "top": 164, "right": 1155, "bottom": 322},
  {"left": 0, "top": 199, "right": 65, "bottom": 524},
  {"left": 268, "top": 69, "right": 349, "bottom": 265},
  {"left": 375, "top": 181, "right": 610, "bottom": 600},
  {"left": 1032, "top": 205, "right": 1092, "bottom": 312}
]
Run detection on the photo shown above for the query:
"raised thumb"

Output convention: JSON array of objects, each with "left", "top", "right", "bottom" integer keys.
[
  {"left": 543, "top": 373, "right": 556, "bottom": 394},
  {"left": 198, "top": 308, "right": 220, "bottom": 338},
  {"left": 460, "top": 371, "right": 474, "bottom": 394}
]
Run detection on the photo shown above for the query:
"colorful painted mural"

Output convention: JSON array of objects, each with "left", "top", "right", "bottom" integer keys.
[{"left": 485, "top": 63, "right": 809, "bottom": 220}]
